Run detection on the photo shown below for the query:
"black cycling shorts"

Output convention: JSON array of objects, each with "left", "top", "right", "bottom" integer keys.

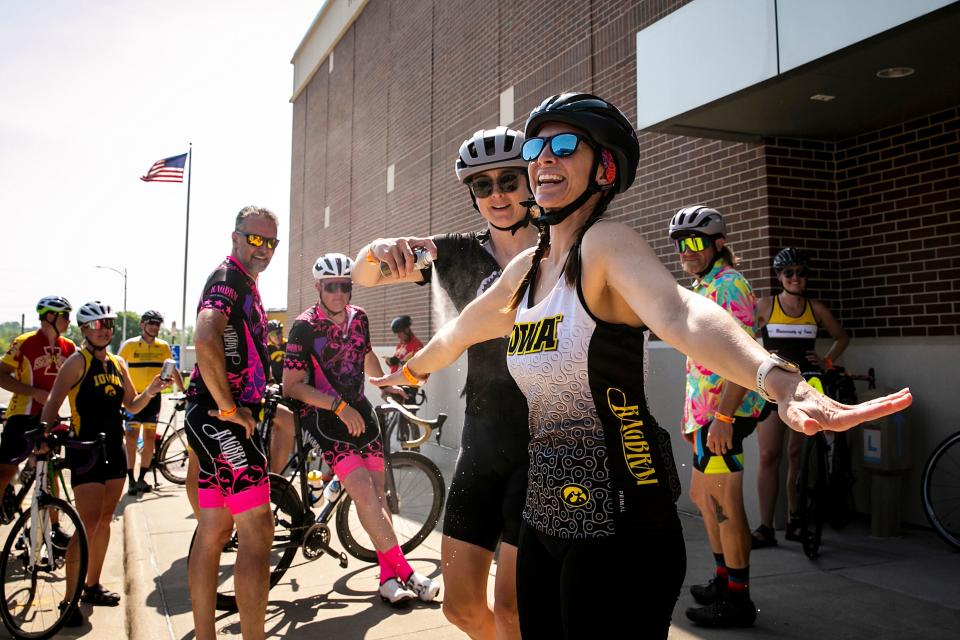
[
  {"left": 517, "top": 522, "right": 685, "bottom": 637},
  {"left": 67, "top": 429, "right": 127, "bottom": 487},
  {"left": 0, "top": 415, "right": 38, "bottom": 465},
  {"left": 300, "top": 398, "right": 384, "bottom": 477},
  {"left": 692, "top": 417, "right": 758, "bottom": 474},
  {"left": 126, "top": 394, "right": 162, "bottom": 428},
  {"left": 184, "top": 402, "right": 270, "bottom": 515},
  {"left": 443, "top": 410, "right": 529, "bottom": 551}
]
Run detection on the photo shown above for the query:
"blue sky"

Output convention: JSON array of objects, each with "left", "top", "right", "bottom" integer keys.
[{"left": 0, "top": 0, "right": 320, "bottom": 329}]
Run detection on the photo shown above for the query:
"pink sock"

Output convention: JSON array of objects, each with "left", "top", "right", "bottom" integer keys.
[
  {"left": 383, "top": 545, "right": 413, "bottom": 583},
  {"left": 377, "top": 551, "right": 396, "bottom": 585}
]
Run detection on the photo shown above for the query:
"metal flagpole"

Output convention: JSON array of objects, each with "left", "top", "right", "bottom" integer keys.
[{"left": 180, "top": 143, "right": 192, "bottom": 359}]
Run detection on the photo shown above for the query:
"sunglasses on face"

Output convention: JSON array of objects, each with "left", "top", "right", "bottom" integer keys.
[
  {"left": 521, "top": 133, "right": 590, "bottom": 162},
  {"left": 675, "top": 235, "right": 709, "bottom": 253},
  {"left": 144, "top": 320, "right": 162, "bottom": 327},
  {"left": 780, "top": 267, "right": 808, "bottom": 278},
  {"left": 83, "top": 318, "right": 115, "bottom": 331},
  {"left": 53, "top": 312, "right": 70, "bottom": 322},
  {"left": 322, "top": 282, "right": 352, "bottom": 294},
  {"left": 237, "top": 231, "right": 280, "bottom": 250},
  {"left": 468, "top": 171, "right": 523, "bottom": 199}
]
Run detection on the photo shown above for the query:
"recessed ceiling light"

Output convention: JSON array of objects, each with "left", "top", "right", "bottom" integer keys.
[
  {"left": 810, "top": 94, "right": 836, "bottom": 102},
  {"left": 876, "top": 66, "right": 914, "bottom": 79}
]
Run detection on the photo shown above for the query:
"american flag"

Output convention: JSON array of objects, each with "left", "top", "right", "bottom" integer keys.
[{"left": 140, "top": 153, "right": 188, "bottom": 183}]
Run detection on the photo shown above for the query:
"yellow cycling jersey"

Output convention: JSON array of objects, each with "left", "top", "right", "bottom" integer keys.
[
  {"left": 118, "top": 336, "right": 172, "bottom": 392},
  {"left": 68, "top": 349, "right": 125, "bottom": 436}
]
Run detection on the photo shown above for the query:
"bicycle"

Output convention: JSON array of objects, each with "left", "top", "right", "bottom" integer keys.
[
  {"left": 0, "top": 424, "right": 104, "bottom": 639},
  {"left": 143, "top": 392, "right": 190, "bottom": 486},
  {"left": 192, "top": 389, "right": 447, "bottom": 611},
  {"left": 2, "top": 419, "right": 74, "bottom": 527},
  {"left": 795, "top": 366, "right": 875, "bottom": 559},
  {"left": 921, "top": 429, "right": 960, "bottom": 551}
]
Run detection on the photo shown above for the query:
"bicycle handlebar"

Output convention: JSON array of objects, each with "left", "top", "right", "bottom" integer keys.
[
  {"left": 15, "top": 425, "right": 107, "bottom": 475},
  {"left": 379, "top": 397, "right": 447, "bottom": 449}
]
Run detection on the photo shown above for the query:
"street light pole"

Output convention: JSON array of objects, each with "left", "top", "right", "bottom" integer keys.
[{"left": 96, "top": 265, "right": 128, "bottom": 342}]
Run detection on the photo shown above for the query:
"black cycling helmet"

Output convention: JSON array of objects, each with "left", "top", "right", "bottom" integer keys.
[
  {"left": 267, "top": 319, "right": 284, "bottom": 333},
  {"left": 525, "top": 92, "right": 640, "bottom": 194},
  {"left": 390, "top": 315, "right": 411, "bottom": 333},
  {"left": 140, "top": 310, "right": 164, "bottom": 323},
  {"left": 773, "top": 247, "right": 810, "bottom": 271}
]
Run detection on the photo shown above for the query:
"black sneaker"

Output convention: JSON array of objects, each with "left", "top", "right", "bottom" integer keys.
[
  {"left": 686, "top": 595, "right": 757, "bottom": 628},
  {"left": 690, "top": 576, "right": 727, "bottom": 605},
  {"left": 127, "top": 482, "right": 140, "bottom": 497},
  {"left": 59, "top": 601, "right": 84, "bottom": 627},
  {"left": 136, "top": 480, "right": 153, "bottom": 494}
]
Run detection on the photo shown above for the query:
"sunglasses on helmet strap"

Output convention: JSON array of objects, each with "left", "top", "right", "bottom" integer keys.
[
  {"left": 467, "top": 171, "right": 523, "bottom": 199},
  {"left": 674, "top": 235, "right": 710, "bottom": 253},
  {"left": 236, "top": 231, "right": 280, "bottom": 250},
  {"left": 521, "top": 133, "right": 592, "bottom": 162},
  {"left": 322, "top": 282, "right": 352, "bottom": 294},
  {"left": 780, "top": 267, "right": 808, "bottom": 278},
  {"left": 83, "top": 318, "right": 115, "bottom": 331}
]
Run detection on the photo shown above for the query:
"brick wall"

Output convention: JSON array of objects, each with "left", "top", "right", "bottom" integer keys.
[{"left": 288, "top": 0, "right": 960, "bottom": 343}]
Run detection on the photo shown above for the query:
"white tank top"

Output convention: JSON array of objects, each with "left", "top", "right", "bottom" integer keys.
[{"left": 506, "top": 269, "right": 680, "bottom": 539}]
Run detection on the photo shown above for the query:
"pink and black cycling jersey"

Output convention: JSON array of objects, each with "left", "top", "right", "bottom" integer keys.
[
  {"left": 187, "top": 256, "right": 269, "bottom": 407},
  {"left": 283, "top": 303, "right": 372, "bottom": 409}
]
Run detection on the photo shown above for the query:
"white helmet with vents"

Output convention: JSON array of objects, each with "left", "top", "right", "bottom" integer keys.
[
  {"left": 455, "top": 127, "right": 527, "bottom": 183},
  {"left": 76, "top": 301, "right": 116, "bottom": 326},
  {"left": 312, "top": 253, "right": 354, "bottom": 280}
]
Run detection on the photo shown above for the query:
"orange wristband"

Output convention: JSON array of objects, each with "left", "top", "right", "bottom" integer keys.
[
  {"left": 714, "top": 412, "right": 735, "bottom": 424},
  {"left": 365, "top": 250, "right": 379, "bottom": 264},
  {"left": 401, "top": 363, "right": 426, "bottom": 385},
  {"left": 333, "top": 400, "right": 348, "bottom": 416},
  {"left": 219, "top": 406, "right": 238, "bottom": 419}
]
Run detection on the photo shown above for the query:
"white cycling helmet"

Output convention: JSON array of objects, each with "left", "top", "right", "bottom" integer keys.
[
  {"left": 76, "top": 300, "right": 116, "bottom": 326},
  {"left": 455, "top": 126, "right": 527, "bottom": 183},
  {"left": 312, "top": 253, "right": 354, "bottom": 280},
  {"left": 668, "top": 205, "right": 726, "bottom": 239},
  {"left": 36, "top": 295, "right": 72, "bottom": 317}
]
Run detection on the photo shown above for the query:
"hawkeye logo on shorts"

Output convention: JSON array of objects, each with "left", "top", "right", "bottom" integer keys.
[
  {"left": 607, "top": 387, "right": 658, "bottom": 486},
  {"left": 561, "top": 483, "right": 590, "bottom": 508},
  {"left": 507, "top": 314, "right": 563, "bottom": 356}
]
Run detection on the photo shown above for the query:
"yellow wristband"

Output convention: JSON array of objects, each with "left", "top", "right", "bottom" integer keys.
[
  {"left": 219, "top": 406, "right": 238, "bottom": 419},
  {"left": 401, "top": 363, "right": 426, "bottom": 385},
  {"left": 714, "top": 412, "right": 735, "bottom": 424}
]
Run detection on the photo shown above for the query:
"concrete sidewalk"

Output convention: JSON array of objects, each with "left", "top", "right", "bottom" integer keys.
[{"left": 109, "top": 480, "right": 960, "bottom": 640}]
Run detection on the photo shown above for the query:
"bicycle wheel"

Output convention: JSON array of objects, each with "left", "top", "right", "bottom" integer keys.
[
  {"left": 188, "top": 474, "right": 305, "bottom": 612},
  {"left": 921, "top": 431, "right": 960, "bottom": 550},
  {"left": 827, "top": 432, "right": 855, "bottom": 530},
  {"left": 797, "top": 435, "right": 828, "bottom": 559},
  {"left": 157, "top": 427, "right": 190, "bottom": 485},
  {"left": 336, "top": 451, "right": 444, "bottom": 563},
  {"left": 0, "top": 496, "right": 88, "bottom": 639}
]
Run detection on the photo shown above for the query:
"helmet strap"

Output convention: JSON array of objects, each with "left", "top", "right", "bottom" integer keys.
[
  {"left": 489, "top": 211, "right": 532, "bottom": 235},
  {"left": 85, "top": 339, "right": 109, "bottom": 353},
  {"left": 39, "top": 315, "right": 62, "bottom": 339},
  {"left": 526, "top": 154, "right": 607, "bottom": 228}
]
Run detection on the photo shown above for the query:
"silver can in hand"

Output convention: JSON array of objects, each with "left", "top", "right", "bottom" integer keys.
[
  {"left": 160, "top": 359, "right": 177, "bottom": 381},
  {"left": 380, "top": 247, "right": 433, "bottom": 278}
]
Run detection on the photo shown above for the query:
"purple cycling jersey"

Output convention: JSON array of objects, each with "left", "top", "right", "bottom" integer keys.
[
  {"left": 283, "top": 303, "right": 372, "bottom": 410},
  {"left": 187, "top": 256, "right": 269, "bottom": 407}
]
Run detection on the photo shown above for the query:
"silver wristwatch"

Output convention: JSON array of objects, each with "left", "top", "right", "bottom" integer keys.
[{"left": 755, "top": 353, "right": 800, "bottom": 403}]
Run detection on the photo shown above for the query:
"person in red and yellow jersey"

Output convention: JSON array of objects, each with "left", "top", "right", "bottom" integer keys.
[{"left": 0, "top": 295, "right": 76, "bottom": 517}]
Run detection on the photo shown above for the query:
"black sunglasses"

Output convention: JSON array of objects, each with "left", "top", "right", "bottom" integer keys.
[
  {"left": 237, "top": 231, "right": 280, "bottom": 250},
  {"left": 467, "top": 171, "right": 524, "bottom": 199},
  {"left": 780, "top": 267, "right": 808, "bottom": 278},
  {"left": 144, "top": 320, "right": 162, "bottom": 327},
  {"left": 521, "top": 133, "right": 591, "bottom": 162},
  {"left": 83, "top": 318, "right": 115, "bottom": 331},
  {"left": 322, "top": 282, "right": 352, "bottom": 294}
]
